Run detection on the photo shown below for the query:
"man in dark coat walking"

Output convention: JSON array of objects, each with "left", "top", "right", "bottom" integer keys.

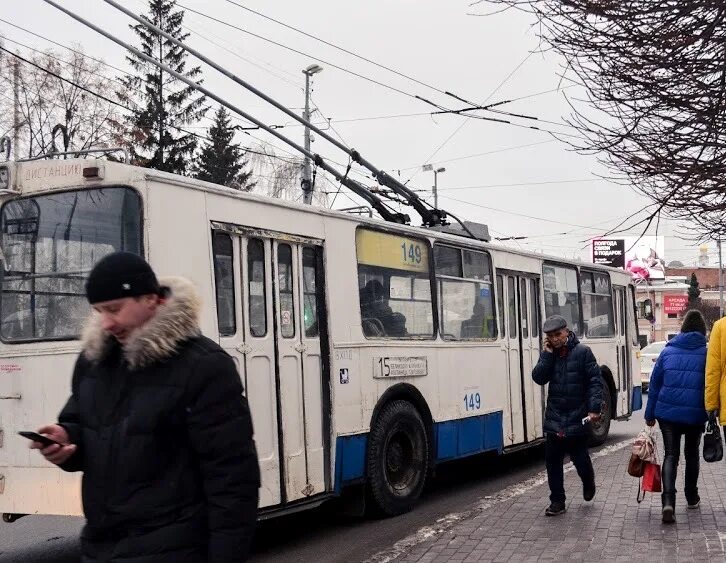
[
  {"left": 532, "top": 315, "right": 603, "bottom": 516},
  {"left": 31, "top": 252, "right": 260, "bottom": 562}
]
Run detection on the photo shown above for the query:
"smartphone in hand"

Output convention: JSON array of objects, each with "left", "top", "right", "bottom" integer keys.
[{"left": 18, "top": 431, "right": 62, "bottom": 448}]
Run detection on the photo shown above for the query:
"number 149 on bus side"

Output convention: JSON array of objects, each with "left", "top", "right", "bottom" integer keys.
[{"left": 464, "top": 392, "right": 481, "bottom": 411}]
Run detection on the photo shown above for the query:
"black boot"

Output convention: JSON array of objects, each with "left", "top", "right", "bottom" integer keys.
[
  {"left": 583, "top": 482, "right": 596, "bottom": 502},
  {"left": 662, "top": 493, "right": 675, "bottom": 523},
  {"left": 545, "top": 502, "right": 566, "bottom": 516}
]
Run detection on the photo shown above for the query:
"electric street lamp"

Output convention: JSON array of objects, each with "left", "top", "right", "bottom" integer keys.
[{"left": 422, "top": 164, "right": 446, "bottom": 208}]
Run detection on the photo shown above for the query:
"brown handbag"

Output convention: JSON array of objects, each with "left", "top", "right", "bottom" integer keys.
[{"left": 628, "top": 452, "right": 646, "bottom": 477}]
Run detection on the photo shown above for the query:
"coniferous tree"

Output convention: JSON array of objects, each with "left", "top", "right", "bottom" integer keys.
[
  {"left": 195, "top": 106, "right": 255, "bottom": 190},
  {"left": 688, "top": 273, "right": 701, "bottom": 308},
  {"left": 121, "top": 0, "right": 206, "bottom": 174}
]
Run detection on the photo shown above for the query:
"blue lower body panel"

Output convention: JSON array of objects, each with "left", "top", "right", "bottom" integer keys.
[
  {"left": 632, "top": 386, "right": 643, "bottom": 411},
  {"left": 435, "top": 411, "right": 504, "bottom": 462},
  {"left": 333, "top": 410, "right": 505, "bottom": 494},
  {"left": 334, "top": 434, "right": 367, "bottom": 494}
]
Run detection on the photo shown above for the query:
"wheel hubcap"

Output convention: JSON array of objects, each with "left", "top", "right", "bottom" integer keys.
[{"left": 385, "top": 430, "right": 416, "bottom": 492}]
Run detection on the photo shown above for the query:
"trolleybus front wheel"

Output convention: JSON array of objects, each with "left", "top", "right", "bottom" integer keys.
[{"left": 367, "top": 400, "right": 429, "bottom": 516}]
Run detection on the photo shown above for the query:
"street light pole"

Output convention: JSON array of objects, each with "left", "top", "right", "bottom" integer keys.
[
  {"left": 302, "top": 64, "right": 323, "bottom": 205},
  {"left": 423, "top": 164, "right": 446, "bottom": 208}
]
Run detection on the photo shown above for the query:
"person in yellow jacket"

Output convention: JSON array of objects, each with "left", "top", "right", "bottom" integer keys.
[{"left": 705, "top": 318, "right": 726, "bottom": 422}]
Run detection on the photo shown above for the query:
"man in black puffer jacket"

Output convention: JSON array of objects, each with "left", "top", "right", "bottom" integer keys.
[
  {"left": 532, "top": 315, "right": 603, "bottom": 517},
  {"left": 30, "top": 252, "right": 260, "bottom": 562}
]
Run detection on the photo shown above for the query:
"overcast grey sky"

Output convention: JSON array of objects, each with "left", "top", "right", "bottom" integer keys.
[{"left": 2, "top": 0, "right": 711, "bottom": 265}]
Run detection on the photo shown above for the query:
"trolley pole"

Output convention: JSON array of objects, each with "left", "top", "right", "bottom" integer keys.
[{"left": 302, "top": 64, "right": 322, "bottom": 205}]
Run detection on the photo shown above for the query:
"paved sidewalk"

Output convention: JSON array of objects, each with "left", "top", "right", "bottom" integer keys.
[{"left": 384, "top": 438, "right": 726, "bottom": 562}]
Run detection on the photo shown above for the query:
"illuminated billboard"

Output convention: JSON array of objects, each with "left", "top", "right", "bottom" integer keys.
[{"left": 592, "top": 236, "right": 666, "bottom": 281}]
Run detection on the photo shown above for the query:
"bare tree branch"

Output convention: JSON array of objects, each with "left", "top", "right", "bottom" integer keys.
[{"left": 481, "top": 0, "right": 726, "bottom": 240}]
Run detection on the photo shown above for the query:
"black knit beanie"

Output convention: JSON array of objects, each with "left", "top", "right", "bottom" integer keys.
[
  {"left": 680, "top": 309, "right": 707, "bottom": 336},
  {"left": 85, "top": 252, "right": 160, "bottom": 305}
]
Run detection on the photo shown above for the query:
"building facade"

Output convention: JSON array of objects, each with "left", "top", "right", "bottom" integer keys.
[{"left": 635, "top": 278, "right": 690, "bottom": 346}]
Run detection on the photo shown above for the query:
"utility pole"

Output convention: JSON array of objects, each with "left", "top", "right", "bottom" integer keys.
[
  {"left": 302, "top": 64, "right": 323, "bottom": 205},
  {"left": 719, "top": 239, "right": 724, "bottom": 318},
  {"left": 13, "top": 56, "right": 20, "bottom": 156},
  {"left": 158, "top": 8, "right": 164, "bottom": 171}
]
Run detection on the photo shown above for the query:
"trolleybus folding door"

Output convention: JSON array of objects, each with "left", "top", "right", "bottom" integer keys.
[
  {"left": 215, "top": 232, "right": 329, "bottom": 507},
  {"left": 271, "top": 240, "right": 328, "bottom": 503},
  {"left": 501, "top": 272, "right": 542, "bottom": 446},
  {"left": 613, "top": 285, "right": 631, "bottom": 413}
]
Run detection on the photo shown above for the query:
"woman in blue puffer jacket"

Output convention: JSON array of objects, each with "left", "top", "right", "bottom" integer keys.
[{"left": 645, "top": 309, "right": 708, "bottom": 524}]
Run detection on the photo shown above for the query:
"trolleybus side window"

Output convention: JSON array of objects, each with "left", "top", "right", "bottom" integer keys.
[
  {"left": 355, "top": 228, "right": 434, "bottom": 339},
  {"left": 434, "top": 244, "right": 496, "bottom": 340},
  {"left": 0, "top": 187, "right": 142, "bottom": 342},
  {"left": 580, "top": 270, "right": 614, "bottom": 337},
  {"left": 542, "top": 264, "right": 582, "bottom": 335},
  {"left": 278, "top": 243, "right": 296, "bottom": 338},
  {"left": 530, "top": 278, "right": 540, "bottom": 338},
  {"left": 507, "top": 276, "right": 517, "bottom": 334},
  {"left": 302, "top": 246, "right": 319, "bottom": 338},
  {"left": 497, "top": 274, "right": 506, "bottom": 338},
  {"left": 212, "top": 232, "right": 236, "bottom": 337},
  {"left": 628, "top": 285, "right": 640, "bottom": 346},
  {"left": 247, "top": 238, "right": 267, "bottom": 337},
  {"left": 520, "top": 278, "right": 529, "bottom": 338}
]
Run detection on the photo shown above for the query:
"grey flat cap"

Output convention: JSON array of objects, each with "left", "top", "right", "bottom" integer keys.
[{"left": 543, "top": 315, "right": 567, "bottom": 333}]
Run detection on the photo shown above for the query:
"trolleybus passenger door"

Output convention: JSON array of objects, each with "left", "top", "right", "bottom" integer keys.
[
  {"left": 504, "top": 275, "right": 525, "bottom": 445},
  {"left": 520, "top": 276, "right": 543, "bottom": 441},
  {"left": 241, "top": 237, "right": 282, "bottom": 508},
  {"left": 501, "top": 272, "right": 543, "bottom": 446},
  {"left": 272, "top": 241, "right": 328, "bottom": 503},
  {"left": 613, "top": 286, "right": 631, "bottom": 414}
]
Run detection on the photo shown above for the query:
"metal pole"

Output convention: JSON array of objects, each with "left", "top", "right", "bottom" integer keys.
[
  {"left": 302, "top": 71, "right": 312, "bottom": 204},
  {"left": 719, "top": 239, "right": 724, "bottom": 318},
  {"left": 13, "top": 56, "right": 20, "bottom": 157},
  {"left": 433, "top": 170, "right": 438, "bottom": 209}
]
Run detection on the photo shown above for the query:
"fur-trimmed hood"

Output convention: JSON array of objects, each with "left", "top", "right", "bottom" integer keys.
[{"left": 82, "top": 276, "right": 202, "bottom": 370}]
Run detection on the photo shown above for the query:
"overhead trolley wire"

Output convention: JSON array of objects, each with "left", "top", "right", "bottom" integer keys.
[
  {"left": 176, "top": 2, "right": 452, "bottom": 113},
  {"left": 185, "top": 3, "right": 576, "bottom": 142},
  {"left": 407, "top": 50, "right": 536, "bottom": 185},
  {"left": 222, "top": 0, "right": 577, "bottom": 133},
  {"left": 222, "top": 0, "right": 452, "bottom": 97}
]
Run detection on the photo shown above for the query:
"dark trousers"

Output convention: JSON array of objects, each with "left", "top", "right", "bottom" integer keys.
[
  {"left": 659, "top": 419, "right": 703, "bottom": 507},
  {"left": 545, "top": 433, "right": 595, "bottom": 503}
]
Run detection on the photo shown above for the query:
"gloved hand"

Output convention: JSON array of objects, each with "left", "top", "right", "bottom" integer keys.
[{"left": 709, "top": 410, "right": 719, "bottom": 423}]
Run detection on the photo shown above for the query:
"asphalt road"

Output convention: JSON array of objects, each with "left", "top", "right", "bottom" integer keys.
[{"left": 0, "top": 416, "right": 643, "bottom": 563}]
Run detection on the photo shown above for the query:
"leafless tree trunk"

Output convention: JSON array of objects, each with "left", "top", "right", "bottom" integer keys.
[{"left": 0, "top": 47, "right": 123, "bottom": 158}]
